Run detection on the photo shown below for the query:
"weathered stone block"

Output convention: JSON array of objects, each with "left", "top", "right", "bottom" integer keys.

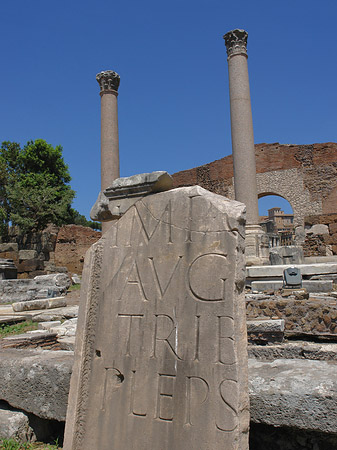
[
  {"left": 0, "top": 251, "right": 18, "bottom": 263},
  {"left": 247, "top": 319, "right": 284, "bottom": 344},
  {"left": 269, "top": 246, "right": 304, "bottom": 265},
  {"left": 19, "top": 250, "right": 38, "bottom": 260},
  {"left": 306, "top": 224, "right": 329, "bottom": 235},
  {"left": 0, "top": 405, "right": 35, "bottom": 442},
  {"left": 249, "top": 358, "right": 337, "bottom": 433},
  {"left": 64, "top": 186, "right": 249, "bottom": 450},
  {"left": 17, "top": 259, "right": 42, "bottom": 273},
  {"left": 12, "top": 297, "right": 67, "bottom": 312},
  {"left": 329, "top": 222, "right": 337, "bottom": 234},
  {"left": 0, "top": 243, "right": 18, "bottom": 253},
  {"left": 0, "top": 349, "right": 72, "bottom": 421}
]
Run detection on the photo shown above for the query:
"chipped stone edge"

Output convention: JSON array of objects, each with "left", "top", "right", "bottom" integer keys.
[{"left": 63, "top": 238, "right": 104, "bottom": 450}]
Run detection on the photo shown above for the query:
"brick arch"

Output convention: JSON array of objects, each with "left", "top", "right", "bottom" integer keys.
[
  {"left": 258, "top": 193, "right": 293, "bottom": 210},
  {"left": 256, "top": 168, "right": 321, "bottom": 227}
]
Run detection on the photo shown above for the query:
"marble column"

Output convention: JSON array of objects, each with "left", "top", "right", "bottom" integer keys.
[
  {"left": 96, "top": 70, "right": 120, "bottom": 233},
  {"left": 223, "top": 29, "right": 259, "bottom": 225},
  {"left": 223, "top": 30, "right": 268, "bottom": 264}
]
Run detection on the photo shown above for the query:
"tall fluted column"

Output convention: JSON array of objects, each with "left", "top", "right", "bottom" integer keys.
[
  {"left": 223, "top": 29, "right": 259, "bottom": 225},
  {"left": 96, "top": 70, "right": 120, "bottom": 233}
]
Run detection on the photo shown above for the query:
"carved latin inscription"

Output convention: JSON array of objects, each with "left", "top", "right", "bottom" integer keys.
[
  {"left": 188, "top": 253, "right": 229, "bottom": 301},
  {"left": 64, "top": 186, "right": 248, "bottom": 450}
]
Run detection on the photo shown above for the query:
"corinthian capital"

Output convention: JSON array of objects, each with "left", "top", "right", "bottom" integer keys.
[
  {"left": 96, "top": 70, "right": 120, "bottom": 93},
  {"left": 223, "top": 29, "right": 248, "bottom": 58}
]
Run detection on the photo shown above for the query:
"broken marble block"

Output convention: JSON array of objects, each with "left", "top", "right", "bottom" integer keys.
[{"left": 90, "top": 171, "right": 173, "bottom": 222}]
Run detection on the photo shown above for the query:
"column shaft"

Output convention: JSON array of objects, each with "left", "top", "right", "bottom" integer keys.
[
  {"left": 100, "top": 91, "right": 120, "bottom": 191},
  {"left": 228, "top": 53, "right": 259, "bottom": 224},
  {"left": 224, "top": 29, "right": 259, "bottom": 225},
  {"left": 96, "top": 70, "right": 120, "bottom": 234}
]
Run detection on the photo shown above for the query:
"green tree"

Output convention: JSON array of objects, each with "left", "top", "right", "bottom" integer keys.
[{"left": 0, "top": 139, "right": 75, "bottom": 235}]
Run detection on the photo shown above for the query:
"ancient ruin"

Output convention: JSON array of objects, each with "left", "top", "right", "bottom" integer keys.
[
  {"left": 64, "top": 175, "right": 249, "bottom": 450},
  {"left": 1, "top": 28, "right": 337, "bottom": 450}
]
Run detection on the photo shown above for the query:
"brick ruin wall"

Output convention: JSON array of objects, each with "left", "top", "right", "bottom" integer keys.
[
  {"left": 172, "top": 142, "right": 337, "bottom": 255},
  {"left": 0, "top": 225, "right": 101, "bottom": 278}
]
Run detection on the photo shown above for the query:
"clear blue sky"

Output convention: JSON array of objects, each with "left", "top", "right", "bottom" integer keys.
[{"left": 1, "top": 0, "right": 336, "bottom": 218}]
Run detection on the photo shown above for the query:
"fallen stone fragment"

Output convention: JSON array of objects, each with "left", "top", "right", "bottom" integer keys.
[
  {"left": 31, "top": 306, "right": 79, "bottom": 322},
  {"left": 38, "top": 321, "right": 62, "bottom": 330},
  {"left": 12, "top": 297, "right": 67, "bottom": 312},
  {"left": 0, "top": 273, "right": 70, "bottom": 304},
  {"left": 247, "top": 319, "right": 284, "bottom": 344},
  {"left": 0, "top": 405, "right": 36, "bottom": 442},
  {"left": 58, "top": 336, "right": 75, "bottom": 351},
  {"left": 248, "top": 341, "right": 337, "bottom": 361}
]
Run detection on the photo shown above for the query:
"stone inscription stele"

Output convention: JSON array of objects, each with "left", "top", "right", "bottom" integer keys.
[{"left": 64, "top": 186, "right": 249, "bottom": 450}]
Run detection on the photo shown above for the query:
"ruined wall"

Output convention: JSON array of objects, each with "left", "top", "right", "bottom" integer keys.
[
  {"left": 172, "top": 142, "right": 337, "bottom": 227},
  {"left": 0, "top": 225, "right": 101, "bottom": 278},
  {"left": 54, "top": 225, "right": 101, "bottom": 274}
]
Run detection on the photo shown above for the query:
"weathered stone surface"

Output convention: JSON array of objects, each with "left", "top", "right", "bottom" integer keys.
[
  {"left": 16, "top": 259, "right": 43, "bottom": 273},
  {"left": 38, "top": 321, "right": 62, "bottom": 330},
  {"left": 249, "top": 358, "right": 337, "bottom": 433},
  {"left": 18, "top": 250, "right": 38, "bottom": 260},
  {"left": 269, "top": 246, "right": 304, "bottom": 265},
  {"left": 34, "top": 273, "right": 71, "bottom": 289},
  {"left": 0, "top": 243, "right": 18, "bottom": 253},
  {"left": 248, "top": 341, "right": 337, "bottom": 361},
  {"left": 0, "top": 349, "right": 72, "bottom": 420},
  {"left": 306, "top": 224, "right": 329, "bottom": 235},
  {"left": 247, "top": 319, "right": 284, "bottom": 344},
  {"left": 65, "top": 186, "right": 249, "bottom": 450},
  {"left": 50, "top": 318, "right": 77, "bottom": 337},
  {"left": 0, "top": 304, "right": 78, "bottom": 323},
  {"left": 12, "top": 297, "right": 67, "bottom": 312},
  {"left": 0, "top": 405, "right": 36, "bottom": 441},
  {"left": 0, "top": 273, "right": 70, "bottom": 304}
]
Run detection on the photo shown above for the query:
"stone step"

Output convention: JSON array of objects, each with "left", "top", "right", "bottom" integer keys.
[
  {"left": 0, "top": 332, "right": 59, "bottom": 350},
  {"left": 247, "top": 263, "right": 337, "bottom": 278},
  {"left": 248, "top": 341, "right": 337, "bottom": 361},
  {"left": 247, "top": 319, "right": 284, "bottom": 344},
  {"left": 0, "top": 348, "right": 336, "bottom": 436},
  {"left": 251, "top": 280, "right": 333, "bottom": 293}
]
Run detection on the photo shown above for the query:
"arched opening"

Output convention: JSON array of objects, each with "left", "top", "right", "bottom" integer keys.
[{"left": 258, "top": 194, "right": 294, "bottom": 247}]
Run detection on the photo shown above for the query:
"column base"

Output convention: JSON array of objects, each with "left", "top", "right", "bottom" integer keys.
[{"left": 245, "top": 224, "right": 269, "bottom": 266}]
